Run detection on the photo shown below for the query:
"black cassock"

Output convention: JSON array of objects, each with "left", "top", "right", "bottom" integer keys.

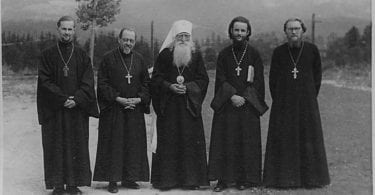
[
  {"left": 37, "top": 41, "right": 99, "bottom": 189},
  {"left": 93, "top": 49, "right": 150, "bottom": 182},
  {"left": 208, "top": 43, "right": 267, "bottom": 186},
  {"left": 263, "top": 42, "right": 330, "bottom": 188},
  {"left": 150, "top": 48, "right": 209, "bottom": 188}
]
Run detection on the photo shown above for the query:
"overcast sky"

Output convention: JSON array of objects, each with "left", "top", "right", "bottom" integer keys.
[
  {"left": 2, "top": 0, "right": 371, "bottom": 22},
  {"left": 1, "top": 0, "right": 372, "bottom": 39}
]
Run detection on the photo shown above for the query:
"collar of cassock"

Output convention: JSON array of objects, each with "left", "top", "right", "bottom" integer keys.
[
  {"left": 58, "top": 40, "right": 73, "bottom": 48},
  {"left": 288, "top": 41, "right": 303, "bottom": 49}
]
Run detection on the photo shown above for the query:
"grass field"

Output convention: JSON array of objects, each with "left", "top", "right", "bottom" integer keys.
[{"left": 2, "top": 69, "right": 372, "bottom": 195}]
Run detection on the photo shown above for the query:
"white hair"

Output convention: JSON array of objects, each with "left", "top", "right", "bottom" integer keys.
[{"left": 172, "top": 40, "right": 196, "bottom": 67}]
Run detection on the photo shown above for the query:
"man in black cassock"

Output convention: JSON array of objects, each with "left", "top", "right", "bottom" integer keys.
[
  {"left": 208, "top": 16, "right": 268, "bottom": 192},
  {"left": 93, "top": 28, "right": 150, "bottom": 193},
  {"left": 263, "top": 18, "right": 330, "bottom": 188},
  {"left": 37, "top": 16, "right": 99, "bottom": 195},
  {"left": 150, "top": 20, "right": 209, "bottom": 190}
]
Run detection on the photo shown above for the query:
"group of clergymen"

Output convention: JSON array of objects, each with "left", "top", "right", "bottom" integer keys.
[{"left": 36, "top": 15, "right": 331, "bottom": 195}]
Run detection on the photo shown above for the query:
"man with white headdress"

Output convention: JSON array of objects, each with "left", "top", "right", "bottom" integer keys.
[{"left": 150, "top": 20, "right": 209, "bottom": 190}]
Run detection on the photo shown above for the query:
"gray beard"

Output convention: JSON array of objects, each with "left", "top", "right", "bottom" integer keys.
[
  {"left": 173, "top": 43, "right": 192, "bottom": 67},
  {"left": 288, "top": 37, "right": 303, "bottom": 48}
]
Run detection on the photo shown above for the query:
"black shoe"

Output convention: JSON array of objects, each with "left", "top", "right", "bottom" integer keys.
[
  {"left": 52, "top": 187, "right": 65, "bottom": 195},
  {"left": 108, "top": 182, "right": 118, "bottom": 193},
  {"left": 121, "top": 180, "right": 140, "bottom": 189},
  {"left": 66, "top": 186, "right": 82, "bottom": 195},
  {"left": 213, "top": 181, "right": 227, "bottom": 192},
  {"left": 236, "top": 183, "right": 246, "bottom": 190},
  {"left": 184, "top": 185, "right": 200, "bottom": 190}
]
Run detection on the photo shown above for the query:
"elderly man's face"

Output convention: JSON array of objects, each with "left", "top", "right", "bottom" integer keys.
[
  {"left": 285, "top": 21, "right": 303, "bottom": 42},
  {"left": 175, "top": 32, "right": 191, "bottom": 44},
  {"left": 57, "top": 21, "right": 75, "bottom": 43},
  {"left": 118, "top": 30, "right": 136, "bottom": 54}
]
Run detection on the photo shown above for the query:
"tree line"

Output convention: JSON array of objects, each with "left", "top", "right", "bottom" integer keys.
[{"left": 2, "top": 23, "right": 371, "bottom": 74}]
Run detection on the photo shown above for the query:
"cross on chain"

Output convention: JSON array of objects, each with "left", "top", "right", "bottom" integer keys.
[
  {"left": 57, "top": 42, "right": 74, "bottom": 77},
  {"left": 291, "top": 67, "right": 299, "bottom": 79},
  {"left": 125, "top": 73, "right": 133, "bottom": 84},
  {"left": 63, "top": 66, "right": 69, "bottom": 77},
  {"left": 235, "top": 66, "right": 242, "bottom": 76}
]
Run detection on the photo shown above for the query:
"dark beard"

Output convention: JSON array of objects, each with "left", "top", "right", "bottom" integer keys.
[
  {"left": 60, "top": 36, "right": 73, "bottom": 44},
  {"left": 232, "top": 39, "right": 247, "bottom": 50}
]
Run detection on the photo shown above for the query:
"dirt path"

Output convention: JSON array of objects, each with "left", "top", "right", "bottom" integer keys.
[{"left": 2, "top": 74, "right": 371, "bottom": 195}]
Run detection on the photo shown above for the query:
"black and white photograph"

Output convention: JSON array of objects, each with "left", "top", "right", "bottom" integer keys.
[{"left": 2, "top": 0, "right": 372, "bottom": 194}]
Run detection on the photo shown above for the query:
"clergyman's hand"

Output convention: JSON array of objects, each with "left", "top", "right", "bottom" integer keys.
[
  {"left": 116, "top": 97, "right": 137, "bottom": 110},
  {"left": 128, "top": 98, "right": 141, "bottom": 105},
  {"left": 116, "top": 97, "right": 133, "bottom": 107},
  {"left": 169, "top": 83, "right": 186, "bottom": 94},
  {"left": 124, "top": 98, "right": 141, "bottom": 110},
  {"left": 230, "top": 95, "right": 245, "bottom": 107},
  {"left": 64, "top": 99, "right": 76, "bottom": 108}
]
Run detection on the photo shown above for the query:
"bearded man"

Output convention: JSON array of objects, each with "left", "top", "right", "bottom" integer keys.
[
  {"left": 93, "top": 27, "right": 150, "bottom": 193},
  {"left": 208, "top": 16, "right": 267, "bottom": 192},
  {"left": 150, "top": 20, "right": 209, "bottom": 190},
  {"left": 263, "top": 18, "right": 330, "bottom": 188}
]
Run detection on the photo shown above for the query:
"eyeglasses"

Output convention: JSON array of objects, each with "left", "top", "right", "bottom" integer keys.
[
  {"left": 119, "top": 38, "right": 135, "bottom": 44},
  {"left": 287, "top": 27, "right": 302, "bottom": 32},
  {"left": 176, "top": 33, "right": 191, "bottom": 41}
]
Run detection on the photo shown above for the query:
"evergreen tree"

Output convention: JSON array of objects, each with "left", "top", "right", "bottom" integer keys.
[
  {"left": 216, "top": 35, "right": 222, "bottom": 47},
  {"left": 344, "top": 26, "right": 360, "bottom": 48},
  {"left": 360, "top": 24, "right": 371, "bottom": 63},
  {"left": 153, "top": 39, "right": 160, "bottom": 61},
  {"left": 194, "top": 39, "right": 201, "bottom": 52}
]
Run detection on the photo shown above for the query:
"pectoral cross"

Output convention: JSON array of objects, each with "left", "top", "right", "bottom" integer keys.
[
  {"left": 235, "top": 66, "right": 242, "bottom": 76},
  {"left": 125, "top": 73, "right": 133, "bottom": 84},
  {"left": 291, "top": 67, "right": 299, "bottom": 79},
  {"left": 63, "top": 65, "right": 69, "bottom": 77}
]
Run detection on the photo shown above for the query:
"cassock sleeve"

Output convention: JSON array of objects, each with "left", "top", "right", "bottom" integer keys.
[
  {"left": 38, "top": 51, "right": 69, "bottom": 106},
  {"left": 210, "top": 50, "right": 237, "bottom": 113},
  {"left": 97, "top": 56, "right": 120, "bottom": 112},
  {"left": 186, "top": 51, "right": 209, "bottom": 95},
  {"left": 185, "top": 51, "right": 209, "bottom": 117},
  {"left": 242, "top": 50, "right": 268, "bottom": 115},
  {"left": 251, "top": 49, "right": 265, "bottom": 101},
  {"left": 137, "top": 57, "right": 151, "bottom": 112},
  {"left": 312, "top": 44, "right": 322, "bottom": 96},
  {"left": 269, "top": 48, "right": 279, "bottom": 100},
  {"left": 37, "top": 50, "right": 70, "bottom": 124},
  {"left": 150, "top": 49, "right": 172, "bottom": 116},
  {"left": 72, "top": 51, "right": 99, "bottom": 117},
  {"left": 152, "top": 50, "right": 172, "bottom": 91}
]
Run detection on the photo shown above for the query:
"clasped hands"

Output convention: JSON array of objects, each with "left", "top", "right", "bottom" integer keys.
[
  {"left": 169, "top": 83, "right": 186, "bottom": 95},
  {"left": 64, "top": 96, "right": 76, "bottom": 108},
  {"left": 116, "top": 97, "right": 141, "bottom": 110},
  {"left": 231, "top": 95, "right": 246, "bottom": 107}
]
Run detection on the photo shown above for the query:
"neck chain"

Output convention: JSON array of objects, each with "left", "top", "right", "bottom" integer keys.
[
  {"left": 176, "top": 65, "right": 187, "bottom": 85},
  {"left": 177, "top": 65, "right": 186, "bottom": 76},
  {"left": 232, "top": 43, "right": 248, "bottom": 76},
  {"left": 118, "top": 48, "right": 133, "bottom": 84},
  {"left": 57, "top": 42, "right": 74, "bottom": 77},
  {"left": 287, "top": 41, "right": 304, "bottom": 79}
]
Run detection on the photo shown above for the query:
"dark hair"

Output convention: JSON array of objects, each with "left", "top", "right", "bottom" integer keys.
[
  {"left": 57, "top": 16, "right": 75, "bottom": 27},
  {"left": 118, "top": 27, "right": 137, "bottom": 40},
  {"left": 283, "top": 18, "right": 307, "bottom": 33},
  {"left": 228, "top": 16, "right": 252, "bottom": 40}
]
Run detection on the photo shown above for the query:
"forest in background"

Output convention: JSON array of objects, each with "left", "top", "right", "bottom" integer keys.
[{"left": 2, "top": 23, "right": 371, "bottom": 75}]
